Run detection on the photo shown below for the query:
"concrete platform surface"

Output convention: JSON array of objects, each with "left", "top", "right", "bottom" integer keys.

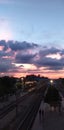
[{"left": 31, "top": 99, "right": 64, "bottom": 130}]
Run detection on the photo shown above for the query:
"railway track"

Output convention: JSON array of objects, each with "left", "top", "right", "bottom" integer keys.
[
  {"left": 0, "top": 92, "right": 34, "bottom": 119},
  {"left": 18, "top": 94, "right": 42, "bottom": 130},
  {"left": 2, "top": 88, "right": 44, "bottom": 130}
]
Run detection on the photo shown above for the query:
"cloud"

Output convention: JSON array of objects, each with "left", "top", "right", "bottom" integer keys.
[
  {"left": 0, "top": 40, "right": 8, "bottom": 50},
  {"left": 15, "top": 45, "right": 64, "bottom": 71},
  {"left": 34, "top": 55, "right": 64, "bottom": 70},
  {"left": 0, "top": 40, "right": 39, "bottom": 52},
  {"left": 0, "top": 40, "right": 6, "bottom": 46},
  {"left": 60, "top": 49, "right": 64, "bottom": 55},
  {"left": 39, "top": 47, "right": 60, "bottom": 57},
  {"left": 0, "top": 58, "right": 21, "bottom": 73},
  {"left": 0, "top": 40, "right": 64, "bottom": 77},
  {"left": 0, "top": 40, "right": 38, "bottom": 74},
  {"left": 0, "top": 58, "right": 13, "bottom": 72},
  {"left": 8, "top": 41, "right": 38, "bottom": 51},
  {"left": 15, "top": 53, "right": 36, "bottom": 64}
]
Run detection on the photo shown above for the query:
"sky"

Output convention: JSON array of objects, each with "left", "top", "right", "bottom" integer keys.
[{"left": 0, "top": 0, "right": 64, "bottom": 79}]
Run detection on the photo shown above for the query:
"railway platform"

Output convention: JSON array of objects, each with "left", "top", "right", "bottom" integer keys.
[{"left": 31, "top": 98, "right": 64, "bottom": 130}]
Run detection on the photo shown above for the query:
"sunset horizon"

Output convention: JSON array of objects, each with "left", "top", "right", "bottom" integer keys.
[
  {"left": 0, "top": 39, "right": 64, "bottom": 79},
  {"left": 0, "top": 0, "right": 64, "bottom": 79}
]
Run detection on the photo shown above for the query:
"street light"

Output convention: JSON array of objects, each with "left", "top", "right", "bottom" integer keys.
[
  {"left": 50, "top": 79, "right": 53, "bottom": 85},
  {"left": 21, "top": 77, "right": 24, "bottom": 92}
]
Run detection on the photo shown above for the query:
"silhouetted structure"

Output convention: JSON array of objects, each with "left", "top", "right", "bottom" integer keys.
[{"left": 44, "top": 85, "right": 62, "bottom": 111}]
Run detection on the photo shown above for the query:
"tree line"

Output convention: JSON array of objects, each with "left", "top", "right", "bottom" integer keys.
[{"left": 0, "top": 76, "right": 16, "bottom": 101}]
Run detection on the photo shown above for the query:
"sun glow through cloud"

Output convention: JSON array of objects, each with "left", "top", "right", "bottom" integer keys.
[
  {"left": 15, "top": 63, "right": 37, "bottom": 70},
  {"left": 46, "top": 53, "right": 61, "bottom": 59}
]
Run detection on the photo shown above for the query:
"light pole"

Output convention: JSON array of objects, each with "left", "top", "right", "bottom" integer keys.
[{"left": 21, "top": 77, "right": 24, "bottom": 92}]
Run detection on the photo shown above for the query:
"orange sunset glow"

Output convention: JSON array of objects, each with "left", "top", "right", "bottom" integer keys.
[{"left": 0, "top": 40, "right": 64, "bottom": 79}]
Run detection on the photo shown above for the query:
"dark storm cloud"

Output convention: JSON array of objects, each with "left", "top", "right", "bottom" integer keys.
[
  {"left": 0, "top": 40, "right": 8, "bottom": 50},
  {"left": 0, "top": 40, "right": 39, "bottom": 52},
  {"left": 0, "top": 40, "right": 6, "bottom": 46},
  {"left": 0, "top": 58, "right": 20, "bottom": 73},
  {"left": 15, "top": 45, "right": 64, "bottom": 71},
  {"left": 0, "top": 40, "right": 39, "bottom": 73},
  {"left": 0, "top": 40, "right": 64, "bottom": 73},
  {"left": 8, "top": 41, "right": 38, "bottom": 51},
  {"left": 0, "top": 63, "right": 11, "bottom": 72},
  {"left": 0, "top": 58, "right": 13, "bottom": 72},
  {"left": 0, "top": 50, "right": 13, "bottom": 57},
  {"left": 39, "top": 47, "right": 60, "bottom": 57},
  {"left": 0, "top": 50, "right": 7, "bottom": 57},
  {"left": 15, "top": 53, "right": 36, "bottom": 63},
  {"left": 34, "top": 57, "right": 64, "bottom": 70},
  {"left": 60, "top": 49, "right": 64, "bottom": 55}
]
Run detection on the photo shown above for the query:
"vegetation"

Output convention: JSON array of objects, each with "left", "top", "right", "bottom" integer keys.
[
  {"left": 0, "top": 74, "right": 49, "bottom": 101},
  {"left": 0, "top": 76, "right": 16, "bottom": 101}
]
